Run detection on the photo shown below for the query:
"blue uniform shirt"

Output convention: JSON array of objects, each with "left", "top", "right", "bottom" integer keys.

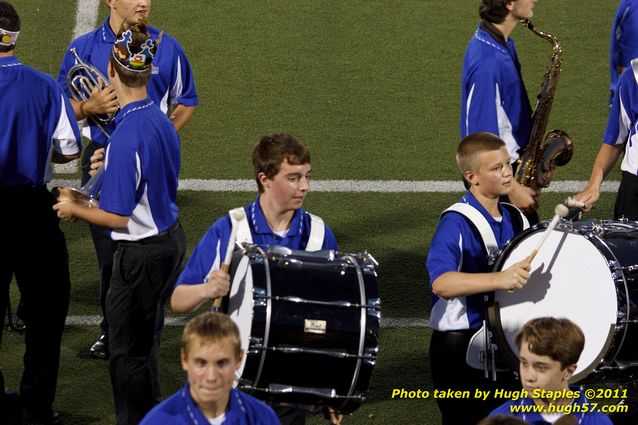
[
  {"left": 140, "top": 385, "right": 281, "bottom": 425},
  {"left": 99, "top": 98, "right": 180, "bottom": 241},
  {"left": 1, "top": 56, "right": 82, "bottom": 186},
  {"left": 57, "top": 17, "right": 198, "bottom": 146},
  {"left": 427, "top": 191, "right": 517, "bottom": 331},
  {"left": 604, "top": 62, "right": 638, "bottom": 175},
  {"left": 177, "top": 197, "right": 338, "bottom": 286},
  {"left": 460, "top": 22, "right": 532, "bottom": 161},
  {"left": 610, "top": 0, "right": 638, "bottom": 100},
  {"left": 490, "top": 386, "right": 613, "bottom": 425}
]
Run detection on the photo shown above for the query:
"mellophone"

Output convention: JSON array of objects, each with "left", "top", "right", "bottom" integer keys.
[
  {"left": 468, "top": 218, "right": 638, "bottom": 384},
  {"left": 219, "top": 244, "right": 380, "bottom": 414}
]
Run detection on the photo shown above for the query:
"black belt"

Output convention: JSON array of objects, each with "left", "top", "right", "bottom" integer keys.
[{"left": 622, "top": 170, "right": 638, "bottom": 182}]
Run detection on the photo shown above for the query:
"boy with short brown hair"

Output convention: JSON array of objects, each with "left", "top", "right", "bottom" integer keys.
[
  {"left": 141, "top": 312, "right": 280, "bottom": 424},
  {"left": 427, "top": 132, "right": 531, "bottom": 424},
  {"left": 490, "top": 317, "right": 613, "bottom": 424}
]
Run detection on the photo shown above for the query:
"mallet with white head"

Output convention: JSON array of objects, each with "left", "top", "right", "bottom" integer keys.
[
  {"left": 209, "top": 208, "right": 245, "bottom": 310},
  {"left": 528, "top": 203, "right": 569, "bottom": 264}
]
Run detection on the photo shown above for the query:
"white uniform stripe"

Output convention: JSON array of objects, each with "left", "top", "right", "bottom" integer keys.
[
  {"left": 170, "top": 55, "right": 184, "bottom": 106},
  {"left": 495, "top": 84, "right": 519, "bottom": 161},
  {"left": 465, "top": 83, "right": 475, "bottom": 136}
]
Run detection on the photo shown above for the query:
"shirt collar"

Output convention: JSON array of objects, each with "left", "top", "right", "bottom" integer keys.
[
  {"left": 181, "top": 384, "right": 246, "bottom": 424},
  {"left": 249, "top": 195, "right": 303, "bottom": 237},
  {"left": 100, "top": 16, "right": 117, "bottom": 43},
  {"left": 480, "top": 21, "right": 508, "bottom": 48},
  {"left": 180, "top": 383, "right": 209, "bottom": 424},
  {"left": 462, "top": 190, "right": 505, "bottom": 224},
  {"left": 0, "top": 55, "right": 20, "bottom": 67},
  {"left": 101, "top": 17, "right": 159, "bottom": 43},
  {"left": 114, "top": 98, "right": 154, "bottom": 124}
]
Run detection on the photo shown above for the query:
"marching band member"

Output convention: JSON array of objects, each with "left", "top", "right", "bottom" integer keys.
[
  {"left": 170, "top": 133, "right": 340, "bottom": 425},
  {"left": 57, "top": 0, "right": 198, "bottom": 360},
  {"left": 0, "top": 1, "right": 82, "bottom": 422},
  {"left": 489, "top": 317, "right": 613, "bottom": 424},
  {"left": 54, "top": 22, "right": 186, "bottom": 424},
  {"left": 460, "top": 0, "right": 538, "bottom": 218},
  {"left": 575, "top": 39, "right": 638, "bottom": 222},
  {"left": 140, "top": 312, "right": 280, "bottom": 425},
  {"left": 427, "top": 132, "right": 530, "bottom": 425},
  {"left": 609, "top": 0, "right": 638, "bottom": 106},
  {"left": 575, "top": 14, "right": 638, "bottom": 422}
]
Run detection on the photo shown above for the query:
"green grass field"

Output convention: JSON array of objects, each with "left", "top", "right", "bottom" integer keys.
[{"left": 1, "top": 1, "right": 629, "bottom": 424}]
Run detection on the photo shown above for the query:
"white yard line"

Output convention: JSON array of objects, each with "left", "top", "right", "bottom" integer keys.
[
  {"left": 49, "top": 178, "right": 619, "bottom": 193},
  {"left": 53, "top": 0, "right": 101, "bottom": 175},
  {"left": 72, "top": 0, "right": 101, "bottom": 38},
  {"left": 63, "top": 315, "right": 428, "bottom": 328}
]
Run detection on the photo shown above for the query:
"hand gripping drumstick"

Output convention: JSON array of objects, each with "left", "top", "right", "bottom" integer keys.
[
  {"left": 507, "top": 204, "right": 568, "bottom": 293},
  {"left": 210, "top": 209, "right": 244, "bottom": 310}
]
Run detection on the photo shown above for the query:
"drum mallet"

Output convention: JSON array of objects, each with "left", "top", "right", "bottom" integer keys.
[
  {"left": 210, "top": 209, "right": 244, "bottom": 310},
  {"left": 507, "top": 204, "right": 568, "bottom": 293},
  {"left": 527, "top": 203, "right": 569, "bottom": 264}
]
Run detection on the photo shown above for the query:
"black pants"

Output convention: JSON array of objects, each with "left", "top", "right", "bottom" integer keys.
[
  {"left": 0, "top": 185, "right": 70, "bottom": 417},
  {"left": 274, "top": 406, "right": 308, "bottom": 425},
  {"left": 82, "top": 142, "right": 117, "bottom": 336},
  {"left": 429, "top": 330, "right": 518, "bottom": 425},
  {"left": 106, "top": 222, "right": 185, "bottom": 425},
  {"left": 614, "top": 171, "right": 638, "bottom": 220}
]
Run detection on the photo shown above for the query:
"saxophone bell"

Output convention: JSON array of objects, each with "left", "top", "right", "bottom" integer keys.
[
  {"left": 543, "top": 130, "right": 573, "bottom": 167},
  {"left": 536, "top": 130, "right": 573, "bottom": 188}
]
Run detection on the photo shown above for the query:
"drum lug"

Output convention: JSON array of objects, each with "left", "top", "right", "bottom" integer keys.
[
  {"left": 488, "top": 251, "right": 501, "bottom": 266},
  {"left": 368, "top": 309, "right": 381, "bottom": 320},
  {"left": 276, "top": 258, "right": 304, "bottom": 269},
  {"left": 253, "top": 298, "right": 267, "bottom": 308},
  {"left": 592, "top": 223, "right": 605, "bottom": 236},
  {"left": 241, "top": 242, "right": 264, "bottom": 259},
  {"left": 367, "top": 298, "right": 381, "bottom": 308},
  {"left": 355, "top": 252, "right": 379, "bottom": 268}
]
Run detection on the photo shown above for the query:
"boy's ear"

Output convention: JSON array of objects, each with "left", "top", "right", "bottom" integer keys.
[
  {"left": 257, "top": 172, "right": 270, "bottom": 190},
  {"left": 180, "top": 349, "right": 188, "bottom": 372},
  {"left": 562, "top": 363, "right": 577, "bottom": 382},
  {"left": 108, "top": 61, "right": 116, "bottom": 79},
  {"left": 236, "top": 350, "right": 245, "bottom": 370},
  {"left": 463, "top": 169, "right": 478, "bottom": 186}
]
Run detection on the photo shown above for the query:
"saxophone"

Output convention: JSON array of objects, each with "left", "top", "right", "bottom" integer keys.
[{"left": 515, "top": 19, "right": 573, "bottom": 192}]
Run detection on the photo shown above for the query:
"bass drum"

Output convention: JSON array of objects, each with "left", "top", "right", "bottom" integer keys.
[
  {"left": 492, "top": 220, "right": 638, "bottom": 383},
  {"left": 222, "top": 244, "right": 380, "bottom": 413}
]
